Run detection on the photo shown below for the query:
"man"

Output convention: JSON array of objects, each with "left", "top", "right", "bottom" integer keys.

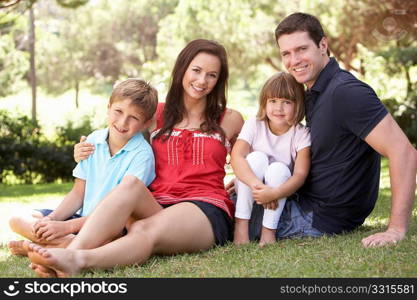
[{"left": 272, "top": 12, "right": 416, "bottom": 247}]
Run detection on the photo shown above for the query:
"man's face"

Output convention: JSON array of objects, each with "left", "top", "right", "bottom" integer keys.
[{"left": 277, "top": 31, "right": 329, "bottom": 89}]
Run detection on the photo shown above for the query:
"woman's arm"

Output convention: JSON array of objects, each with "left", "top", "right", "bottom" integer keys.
[
  {"left": 220, "top": 108, "right": 244, "bottom": 147},
  {"left": 74, "top": 136, "right": 95, "bottom": 163}
]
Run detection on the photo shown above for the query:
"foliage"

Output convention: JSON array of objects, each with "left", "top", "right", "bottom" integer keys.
[
  {"left": 55, "top": 116, "right": 95, "bottom": 147},
  {"left": 0, "top": 0, "right": 416, "bottom": 145},
  {"left": 0, "top": 0, "right": 87, "bottom": 9},
  {"left": 0, "top": 110, "right": 96, "bottom": 184},
  {"left": 55, "top": 0, "right": 89, "bottom": 8},
  {"left": 384, "top": 91, "right": 417, "bottom": 147},
  {"left": 0, "top": 12, "right": 28, "bottom": 97},
  {"left": 378, "top": 45, "right": 417, "bottom": 146},
  {"left": 35, "top": 0, "right": 177, "bottom": 101}
]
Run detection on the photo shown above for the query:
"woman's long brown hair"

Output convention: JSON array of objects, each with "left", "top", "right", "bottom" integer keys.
[{"left": 153, "top": 39, "right": 229, "bottom": 142}]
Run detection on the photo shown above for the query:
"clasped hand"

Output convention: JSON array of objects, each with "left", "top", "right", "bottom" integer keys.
[
  {"left": 32, "top": 217, "right": 68, "bottom": 241},
  {"left": 252, "top": 183, "right": 279, "bottom": 210}
]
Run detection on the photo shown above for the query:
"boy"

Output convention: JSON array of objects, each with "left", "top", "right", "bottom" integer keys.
[{"left": 8, "top": 78, "right": 158, "bottom": 256}]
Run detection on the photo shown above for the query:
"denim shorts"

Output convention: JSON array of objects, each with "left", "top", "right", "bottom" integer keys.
[
  {"left": 36, "top": 209, "right": 81, "bottom": 220},
  {"left": 245, "top": 195, "right": 324, "bottom": 240}
]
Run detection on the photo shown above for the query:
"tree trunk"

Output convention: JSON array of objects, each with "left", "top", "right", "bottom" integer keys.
[
  {"left": 404, "top": 66, "right": 411, "bottom": 98},
  {"left": 29, "top": 5, "right": 37, "bottom": 123},
  {"left": 75, "top": 80, "right": 79, "bottom": 109}
]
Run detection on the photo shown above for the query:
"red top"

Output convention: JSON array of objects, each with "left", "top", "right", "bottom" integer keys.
[{"left": 149, "top": 103, "right": 234, "bottom": 218}]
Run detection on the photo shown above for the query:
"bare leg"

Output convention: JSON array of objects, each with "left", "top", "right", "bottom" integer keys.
[
  {"left": 67, "top": 175, "right": 162, "bottom": 250},
  {"left": 9, "top": 210, "right": 44, "bottom": 243},
  {"left": 28, "top": 202, "right": 215, "bottom": 277},
  {"left": 8, "top": 210, "right": 75, "bottom": 256},
  {"left": 233, "top": 218, "right": 250, "bottom": 245},
  {"left": 259, "top": 226, "right": 276, "bottom": 247}
]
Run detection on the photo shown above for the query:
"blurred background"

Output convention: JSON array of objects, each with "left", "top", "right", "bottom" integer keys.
[{"left": 0, "top": 0, "right": 416, "bottom": 185}]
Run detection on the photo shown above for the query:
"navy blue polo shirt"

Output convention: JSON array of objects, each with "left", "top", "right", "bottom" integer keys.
[{"left": 298, "top": 58, "right": 388, "bottom": 234}]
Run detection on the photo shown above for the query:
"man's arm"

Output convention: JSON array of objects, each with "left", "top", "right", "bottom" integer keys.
[{"left": 362, "top": 114, "right": 417, "bottom": 247}]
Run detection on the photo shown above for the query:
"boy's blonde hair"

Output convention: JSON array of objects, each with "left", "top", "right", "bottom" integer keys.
[
  {"left": 257, "top": 72, "right": 305, "bottom": 124},
  {"left": 109, "top": 78, "right": 158, "bottom": 121}
]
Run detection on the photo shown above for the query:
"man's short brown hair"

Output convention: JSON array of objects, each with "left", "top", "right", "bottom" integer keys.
[{"left": 275, "top": 12, "right": 330, "bottom": 56}]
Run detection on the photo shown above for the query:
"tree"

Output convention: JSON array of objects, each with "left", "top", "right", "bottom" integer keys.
[
  {"left": 28, "top": 4, "right": 36, "bottom": 121},
  {"left": 0, "top": 12, "right": 28, "bottom": 97},
  {"left": 36, "top": 0, "right": 177, "bottom": 105}
]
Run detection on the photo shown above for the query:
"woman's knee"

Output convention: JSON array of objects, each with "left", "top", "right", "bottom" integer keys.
[{"left": 265, "top": 162, "right": 291, "bottom": 185}]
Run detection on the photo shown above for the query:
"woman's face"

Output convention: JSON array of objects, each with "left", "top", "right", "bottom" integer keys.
[{"left": 182, "top": 52, "right": 221, "bottom": 102}]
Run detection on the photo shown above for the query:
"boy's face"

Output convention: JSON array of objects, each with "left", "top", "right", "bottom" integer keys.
[
  {"left": 277, "top": 31, "right": 329, "bottom": 89},
  {"left": 107, "top": 98, "right": 151, "bottom": 145}
]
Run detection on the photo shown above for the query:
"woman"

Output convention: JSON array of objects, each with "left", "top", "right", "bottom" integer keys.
[{"left": 27, "top": 39, "right": 244, "bottom": 277}]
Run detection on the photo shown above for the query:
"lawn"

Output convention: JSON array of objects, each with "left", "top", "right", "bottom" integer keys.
[{"left": 0, "top": 159, "right": 416, "bottom": 278}]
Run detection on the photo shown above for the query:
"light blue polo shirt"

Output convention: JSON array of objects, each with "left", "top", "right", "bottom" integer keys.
[{"left": 72, "top": 128, "right": 155, "bottom": 216}]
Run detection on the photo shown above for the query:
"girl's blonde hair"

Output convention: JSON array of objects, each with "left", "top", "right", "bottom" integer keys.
[{"left": 257, "top": 72, "right": 305, "bottom": 124}]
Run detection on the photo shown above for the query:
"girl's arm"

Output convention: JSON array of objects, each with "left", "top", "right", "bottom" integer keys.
[
  {"left": 230, "top": 139, "right": 264, "bottom": 189},
  {"left": 253, "top": 147, "right": 311, "bottom": 204}
]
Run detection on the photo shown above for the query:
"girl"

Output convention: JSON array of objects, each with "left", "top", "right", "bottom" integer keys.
[
  {"left": 26, "top": 39, "right": 244, "bottom": 277},
  {"left": 231, "top": 72, "right": 310, "bottom": 246}
]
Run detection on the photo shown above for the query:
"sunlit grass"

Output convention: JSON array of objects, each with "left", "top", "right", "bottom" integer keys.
[{"left": 0, "top": 159, "right": 416, "bottom": 277}]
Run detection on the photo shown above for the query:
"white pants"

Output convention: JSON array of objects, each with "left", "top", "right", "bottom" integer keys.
[{"left": 235, "top": 151, "right": 291, "bottom": 229}]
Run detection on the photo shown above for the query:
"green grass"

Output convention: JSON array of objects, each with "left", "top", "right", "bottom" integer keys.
[{"left": 0, "top": 160, "right": 416, "bottom": 278}]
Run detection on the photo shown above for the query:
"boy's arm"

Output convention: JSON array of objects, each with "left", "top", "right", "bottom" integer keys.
[
  {"left": 33, "top": 179, "right": 86, "bottom": 240},
  {"left": 48, "top": 178, "right": 85, "bottom": 221},
  {"left": 253, "top": 147, "right": 311, "bottom": 204},
  {"left": 230, "top": 139, "right": 264, "bottom": 189},
  {"left": 362, "top": 114, "right": 417, "bottom": 247}
]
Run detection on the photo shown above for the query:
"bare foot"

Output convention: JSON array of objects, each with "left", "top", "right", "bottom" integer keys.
[
  {"left": 8, "top": 240, "right": 30, "bottom": 256},
  {"left": 259, "top": 227, "right": 276, "bottom": 247},
  {"left": 27, "top": 243, "right": 83, "bottom": 278},
  {"left": 29, "top": 263, "right": 57, "bottom": 278},
  {"left": 8, "top": 234, "right": 75, "bottom": 257},
  {"left": 233, "top": 218, "right": 250, "bottom": 245}
]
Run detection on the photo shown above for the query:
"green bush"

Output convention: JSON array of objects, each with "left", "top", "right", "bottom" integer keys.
[
  {"left": 55, "top": 116, "right": 95, "bottom": 147},
  {"left": 0, "top": 110, "right": 96, "bottom": 184},
  {"left": 384, "top": 93, "right": 417, "bottom": 147}
]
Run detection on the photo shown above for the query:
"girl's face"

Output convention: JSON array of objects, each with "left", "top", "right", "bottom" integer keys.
[
  {"left": 182, "top": 52, "right": 221, "bottom": 102},
  {"left": 265, "top": 98, "right": 296, "bottom": 130}
]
